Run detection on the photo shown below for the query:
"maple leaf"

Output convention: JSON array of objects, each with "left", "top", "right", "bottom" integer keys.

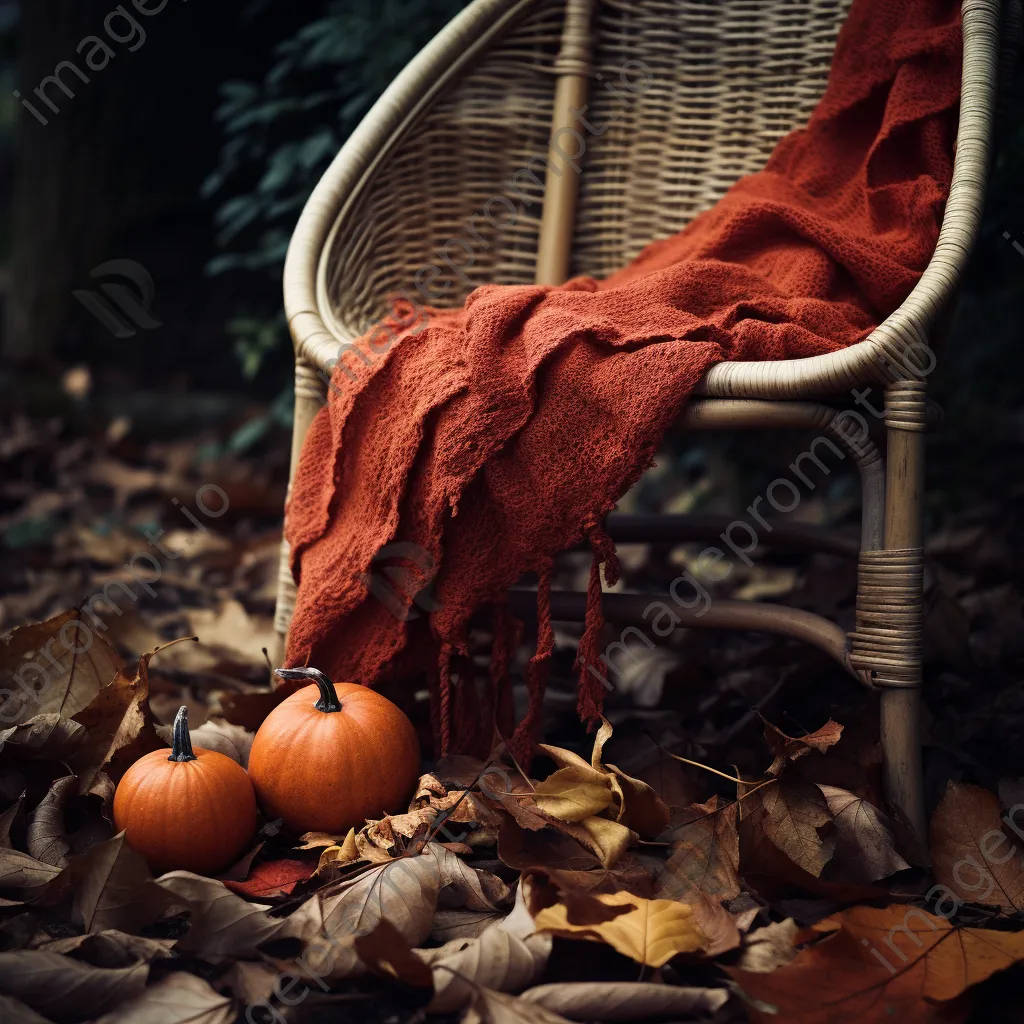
[{"left": 729, "top": 903, "right": 1024, "bottom": 1023}]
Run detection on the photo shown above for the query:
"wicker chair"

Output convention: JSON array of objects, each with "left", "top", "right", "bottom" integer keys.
[{"left": 274, "top": 0, "right": 1006, "bottom": 845}]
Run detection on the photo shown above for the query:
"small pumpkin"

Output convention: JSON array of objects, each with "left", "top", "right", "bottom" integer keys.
[
  {"left": 113, "top": 706, "right": 257, "bottom": 875},
  {"left": 247, "top": 667, "right": 421, "bottom": 834}
]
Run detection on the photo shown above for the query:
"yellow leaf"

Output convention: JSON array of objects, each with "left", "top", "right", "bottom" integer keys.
[
  {"left": 575, "top": 815, "right": 635, "bottom": 868},
  {"left": 535, "top": 890, "right": 706, "bottom": 967},
  {"left": 537, "top": 743, "right": 593, "bottom": 772},
  {"left": 590, "top": 719, "right": 615, "bottom": 771},
  {"left": 589, "top": 718, "right": 670, "bottom": 838},
  {"left": 606, "top": 765, "right": 670, "bottom": 838},
  {"left": 339, "top": 827, "right": 358, "bottom": 862},
  {"left": 315, "top": 828, "right": 359, "bottom": 874},
  {"left": 534, "top": 766, "right": 614, "bottom": 822}
]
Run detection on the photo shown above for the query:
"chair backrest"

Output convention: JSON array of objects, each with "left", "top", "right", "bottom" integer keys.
[{"left": 319, "top": 0, "right": 852, "bottom": 342}]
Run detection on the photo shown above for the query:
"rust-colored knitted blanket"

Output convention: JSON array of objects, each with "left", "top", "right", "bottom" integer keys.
[{"left": 285, "top": 0, "right": 961, "bottom": 758}]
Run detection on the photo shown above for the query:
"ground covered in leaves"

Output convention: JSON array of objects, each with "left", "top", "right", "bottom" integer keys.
[{"left": 1, "top": 387, "right": 1024, "bottom": 1024}]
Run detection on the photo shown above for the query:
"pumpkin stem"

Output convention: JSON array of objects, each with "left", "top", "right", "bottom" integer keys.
[
  {"left": 275, "top": 666, "right": 342, "bottom": 713},
  {"left": 169, "top": 706, "right": 197, "bottom": 762}
]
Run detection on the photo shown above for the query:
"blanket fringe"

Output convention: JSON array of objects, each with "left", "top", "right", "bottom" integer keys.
[
  {"left": 574, "top": 522, "right": 620, "bottom": 730},
  {"left": 488, "top": 600, "right": 517, "bottom": 743},
  {"left": 438, "top": 641, "right": 453, "bottom": 756},
  {"left": 509, "top": 559, "right": 554, "bottom": 767}
]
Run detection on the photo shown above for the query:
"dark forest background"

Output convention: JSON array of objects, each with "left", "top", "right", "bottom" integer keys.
[{"left": 0, "top": 0, "right": 1020, "bottom": 440}]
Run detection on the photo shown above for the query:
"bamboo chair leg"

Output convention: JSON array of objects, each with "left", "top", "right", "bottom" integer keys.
[
  {"left": 270, "top": 359, "right": 328, "bottom": 673},
  {"left": 875, "top": 380, "right": 927, "bottom": 846}
]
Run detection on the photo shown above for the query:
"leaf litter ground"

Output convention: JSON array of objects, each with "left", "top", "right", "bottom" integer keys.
[{"left": 1, "top": 401, "right": 1023, "bottom": 1023}]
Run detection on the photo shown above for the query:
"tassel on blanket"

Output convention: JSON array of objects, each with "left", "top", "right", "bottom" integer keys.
[
  {"left": 574, "top": 523, "right": 620, "bottom": 729},
  {"left": 438, "top": 641, "right": 454, "bottom": 756},
  {"left": 453, "top": 650, "right": 484, "bottom": 757},
  {"left": 509, "top": 559, "right": 554, "bottom": 767},
  {"left": 488, "top": 600, "right": 517, "bottom": 743}
]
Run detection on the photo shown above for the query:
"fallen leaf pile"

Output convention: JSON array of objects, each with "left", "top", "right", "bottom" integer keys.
[
  {"left": 4, "top": 608, "right": 1024, "bottom": 1023},
  {"left": 2, "top": 394, "right": 1023, "bottom": 1024}
]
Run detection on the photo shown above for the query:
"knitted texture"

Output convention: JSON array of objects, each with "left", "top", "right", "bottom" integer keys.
[{"left": 284, "top": 0, "right": 961, "bottom": 756}]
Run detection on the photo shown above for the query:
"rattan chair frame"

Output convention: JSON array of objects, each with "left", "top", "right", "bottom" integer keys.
[{"left": 274, "top": 0, "right": 1003, "bottom": 846}]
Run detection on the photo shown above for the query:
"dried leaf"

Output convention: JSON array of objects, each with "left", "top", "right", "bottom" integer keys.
[
  {"left": 688, "top": 891, "right": 742, "bottom": 956},
  {"left": 0, "top": 792, "right": 25, "bottom": 847},
  {"left": 0, "top": 995, "right": 51, "bottom": 1024},
  {"left": 997, "top": 777, "right": 1024, "bottom": 811},
  {"left": 0, "top": 609, "right": 124, "bottom": 723},
  {"left": 221, "top": 960, "right": 279, "bottom": 1004},
  {"left": 435, "top": 844, "right": 512, "bottom": 912},
  {"left": 419, "top": 918, "right": 551, "bottom": 1013},
  {"left": 0, "top": 848, "right": 65, "bottom": 902},
  {"left": 534, "top": 889, "right": 706, "bottom": 967},
  {"left": 215, "top": 841, "right": 264, "bottom": 883},
  {"left": 298, "top": 830, "right": 351, "bottom": 851},
  {"left": 604, "top": 766, "right": 670, "bottom": 839},
  {"left": 27, "top": 776, "right": 77, "bottom": 868},
  {"left": 588, "top": 720, "right": 670, "bottom": 838},
  {"left": 353, "top": 918, "right": 434, "bottom": 988},
  {"left": 70, "top": 833, "right": 178, "bottom": 934},
  {"left": 763, "top": 718, "right": 844, "bottom": 776},
  {"left": 187, "top": 600, "right": 273, "bottom": 668},
  {"left": 819, "top": 785, "right": 910, "bottom": 883},
  {"left": 740, "top": 777, "right": 834, "bottom": 877},
  {"left": 411, "top": 773, "right": 503, "bottom": 834},
  {"left": 40, "top": 929, "right": 176, "bottom": 967},
  {"left": 537, "top": 743, "right": 593, "bottom": 773},
  {"left": 185, "top": 718, "right": 254, "bottom": 768},
  {"left": 931, "top": 781, "right": 1024, "bottom": 913},
  {"left": 0, "top": 950, "right": 147, "bottom": 1022},
  {"left": 71, "top": 647, "right": 168, "bottom": 787},
  {"left": 658, "top": 797, "right": 741, "bottom": 903},
  {"left": 432, "top": 908, "right": 505, "bottom": 943},
  {"left": 0, "top": 715, "right": 87, "bottom": 762},
  {"left": 212, "top": 672, "right": 308, "bottom": 732},
  {"left": 316, "top": 841, "right": 361, "bottom": 877},
  {"left": 520, "top": 982, "right": 730, "bottom": 1021},
  {"left": 155, "top": 871, "right": 283, "bottom": 959},
  {"left": 93, "top": 971, "right": 233, "bottom": 1024},
  {"left": 737, "top": 918, "right": 800, "bottom": 973},
  {"left": 320, "top": 849, "right": 441, "bottom": 949},
  {"left": 363, "top": 807, "right": 438, "bottom": 850},
  {"left": 729, "top": 904, "right": 1024, "bottom": 1022},
  {"left": 534, "top": 765, "right": 614, "bottom": 823},
  {"left": 557, "top": 815, "right": 636, "bottom": 870},
  {"left": 497, "top": 817, "right": 652, "bottom": 897},
  {"left": 463, "top": 987, "right": 575, "bottom": 1024},
  {"left": 222, "top": 858, "right": 315, "bottom": 899}
]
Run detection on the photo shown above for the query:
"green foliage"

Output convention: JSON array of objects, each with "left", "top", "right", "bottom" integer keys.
[
  {"left": 205, "top": 0, "right": 466, "bottom": 376},
  {"left": 204, "top": 0, "right": 467, "bottom": 281}
]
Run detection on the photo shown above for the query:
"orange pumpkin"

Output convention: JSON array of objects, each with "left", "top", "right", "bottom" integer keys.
[
  {"left": 113, "top": 706, "right": 257, "bottom": 875},
  {"left": 247, "top": 667, "right": 421, "bottom": 834}
]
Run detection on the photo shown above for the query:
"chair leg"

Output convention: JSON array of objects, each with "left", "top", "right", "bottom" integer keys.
[
  {"left": 877, "top": 380, "right": 927, "bottom": 847},
  {"left": 270, "top": 359, "right": 328, "bottom": 673}
]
